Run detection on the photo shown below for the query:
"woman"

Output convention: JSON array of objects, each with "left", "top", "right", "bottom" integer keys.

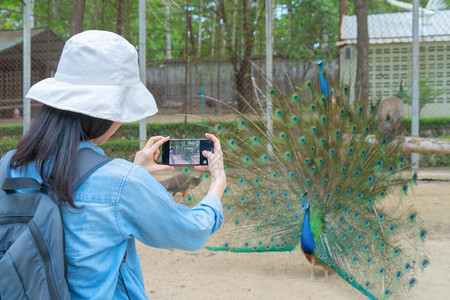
[{"left": 9, "top": 30, "right": 225, "bottom": 299}]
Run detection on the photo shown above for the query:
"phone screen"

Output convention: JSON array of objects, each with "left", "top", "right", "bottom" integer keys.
[{"left": 162, "top": 139, "right": 213, "bottom": 165}]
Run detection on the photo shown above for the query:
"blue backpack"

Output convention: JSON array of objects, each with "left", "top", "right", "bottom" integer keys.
[{"left": 0, "top": 148, "right": 111, "bottom": 299}]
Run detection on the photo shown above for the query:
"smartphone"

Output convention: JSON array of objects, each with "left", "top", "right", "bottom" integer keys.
[{"left": 162, "top": 139, "right": 213, "bottom": 166}]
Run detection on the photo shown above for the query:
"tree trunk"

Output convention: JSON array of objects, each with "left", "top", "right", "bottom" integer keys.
[
  {"left": 115, "top": 0, "right": 123, "bottom": 35},
  {"left": 366, "top": 135, "right": 450, "bottom": 154},
  {"left": 70, "top": 0, "right": 86, "bottom": 36},
  {"left": 236, "top": 0, "right": 254, "bottom": 111},
  {"left": 197, "top": 0, "right": 203, "bottom": 58},
  {"left": 165, "top": 0, "right": 172, "bottom": 59},
  {"left": 354, "top": 0, "right": 369, "bottom": 103},
  {"left": 391, "top": 137, "right": 450, "bottom": 155}
]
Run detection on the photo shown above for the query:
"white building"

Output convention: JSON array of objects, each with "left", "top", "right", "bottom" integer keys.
[{"left": 338, "top": 9, "right": 450, "bottom": 117}]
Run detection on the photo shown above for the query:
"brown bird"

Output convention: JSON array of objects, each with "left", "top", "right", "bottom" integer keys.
[
  {"left": 159, "top": 173, "right": 202, "bottom": 197},
  {"left": 377, "top": 81, "right": 404, "bottom": 143}
]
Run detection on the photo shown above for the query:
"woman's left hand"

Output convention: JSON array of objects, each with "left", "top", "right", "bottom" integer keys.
[{"left": 134, "top": 136, "right": 174, "bottom": 174}]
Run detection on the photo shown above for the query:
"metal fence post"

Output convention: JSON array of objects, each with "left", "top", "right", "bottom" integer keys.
[{"left": 411, "top": 0, "right": 420, "bottom": 170}]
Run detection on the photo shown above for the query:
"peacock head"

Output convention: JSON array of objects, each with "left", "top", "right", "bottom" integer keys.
[{"left": 301, "top": 201, "right": 310, "bottom": 212}]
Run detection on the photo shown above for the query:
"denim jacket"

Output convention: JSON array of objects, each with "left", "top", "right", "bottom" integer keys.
[{"left": 8, "top": 141, "right": 224, "bottom": 299}]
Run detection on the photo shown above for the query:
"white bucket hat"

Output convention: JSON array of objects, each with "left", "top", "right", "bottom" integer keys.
[{"left": 26, "top": 30, "right": 158, "bottom": 122}]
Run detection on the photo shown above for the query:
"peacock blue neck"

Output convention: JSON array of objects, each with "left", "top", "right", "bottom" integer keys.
[{"left": 301, "top": 205, "right": 315, "bottom": 254}]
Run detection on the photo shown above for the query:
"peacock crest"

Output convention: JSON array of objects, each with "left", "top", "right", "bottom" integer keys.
[{"left": 181, "top": 62, "right": 428, "bottom": 299}]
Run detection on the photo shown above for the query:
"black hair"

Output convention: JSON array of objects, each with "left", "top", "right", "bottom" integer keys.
[{"left": 11, "top": 105, "right": 113, "bottom": 208}]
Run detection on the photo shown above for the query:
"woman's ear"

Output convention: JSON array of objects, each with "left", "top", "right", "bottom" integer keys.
[{"left": 93, "top": 122, "right": 122, "bottom": 145}]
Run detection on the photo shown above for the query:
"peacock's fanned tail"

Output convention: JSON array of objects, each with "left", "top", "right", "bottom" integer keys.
[{"left": 185, "top": 79, "right": 428, "bottom": 299}]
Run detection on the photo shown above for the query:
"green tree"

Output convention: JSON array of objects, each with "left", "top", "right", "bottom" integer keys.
[{"left": 402, "top": 76, "right": 447, "bottom": 115}]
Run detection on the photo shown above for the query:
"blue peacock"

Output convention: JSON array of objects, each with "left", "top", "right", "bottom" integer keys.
[{"left": 183, "top": 61, "right": 428, "bottom": 299}]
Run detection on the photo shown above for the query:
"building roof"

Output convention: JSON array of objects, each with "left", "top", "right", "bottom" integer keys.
[
  {"left": 338, "top": 9, "right": 450, "bottom": 45},
  {"left": 0, "top": 28, "right": 55, "bottom": 52}
]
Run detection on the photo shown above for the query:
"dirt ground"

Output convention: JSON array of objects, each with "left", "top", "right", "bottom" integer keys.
[{"left": 136, "top": 179, "right": 450, "bottom": 300}]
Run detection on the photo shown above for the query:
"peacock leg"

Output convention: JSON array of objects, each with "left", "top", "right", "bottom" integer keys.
[
  {"left": 306, "top": 256, "right": 316, "bottom": 282},
  {"left": 318, "top": 269, "right": 328, "bottom": 282}
]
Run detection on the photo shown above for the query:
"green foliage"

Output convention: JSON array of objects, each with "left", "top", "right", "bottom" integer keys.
[
  {"left": 401, "top": 76, "right": 447, "bottom": 114},
  {"left": 0, "top": 139, "right": 18, "bottom": 157},
  {"left": 101, "top": 140, "right": 139, "bottom": 161},
  {"left": 274, "top": 0, "right": 339, "bottom": 61}
]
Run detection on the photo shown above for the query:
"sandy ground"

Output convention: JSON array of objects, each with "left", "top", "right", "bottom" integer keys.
[{"left": 136, "top": 179, "right": 450, "bottom": 300}]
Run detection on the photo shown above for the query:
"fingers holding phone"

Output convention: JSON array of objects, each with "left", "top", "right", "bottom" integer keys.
[
  {"left": 196, "top": 133, "right": 226, "bottom": 200},
  {"left": 134, "top": 136, "right": 174, "bottom": 174}
]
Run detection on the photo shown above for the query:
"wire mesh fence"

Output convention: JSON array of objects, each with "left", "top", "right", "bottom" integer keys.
[
  {"left": 0, "top": 1, "right": 449, "bottom": 141},
  {"left": 339, "top": 8, "right": 450, "bottom": 119}
]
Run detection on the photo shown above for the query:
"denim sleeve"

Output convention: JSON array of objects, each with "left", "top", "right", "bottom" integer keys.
[{"left": 115, "top": 164, "right": 224, "bottom": 251}]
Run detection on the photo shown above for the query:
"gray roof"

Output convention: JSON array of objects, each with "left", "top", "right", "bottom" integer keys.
[
  {"left": 339, "top": 9, "right": 450, "bottom": 45},
  {"left": 0, "top": 28, "right": 51, "bottom": 52}
]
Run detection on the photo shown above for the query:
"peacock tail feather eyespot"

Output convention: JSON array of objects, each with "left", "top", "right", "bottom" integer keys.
[
  {"left": 402, "top": 185, "right": 408, "bottom": 194},
  {"left": 292, "top": 94, "right": 300, "bottom": 101},
  {"left": 335, "top": 130, "right": 341, "bottom": 137},
  {"left": 310, "top": 146, "right": 315, "bottom": 153},
  {"left": 404, "top": 263, "right": 411, "bottom": 271},
  {"left": 354, "top": 170, "right": 360, "bottom": 177},
  {"left": 215, "top": 124, "right": 223, "bottom": 130},
  {"left": 422, "top": 259, "right": 429, "bottom": 268},
  {"left": 306, "top": 80, "right": 312, "bottom": 87},
  {"left": 291, "top": 115, "right": 299, "bottom": 123},
  {"left": 299, "top": 136, "right": 306, "bottom": 144},
  {"left": 310, "top": 105, "right": 316, "bottom": 111},
  {"left": 311, "top": 127, "right": 317, "bottom": 133},
  {"left": 275, "top": 109, "right": 282, "bottom": 116},
  {"left": 408, "top": 213, "right": 417, "bottom": 222},
  {"left": 419, "top": 230, "right": 427, "bottom": 240}
]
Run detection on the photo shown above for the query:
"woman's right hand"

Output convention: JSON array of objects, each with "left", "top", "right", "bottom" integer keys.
[
  {"left": 134, "top": 136, "right": 174, "bottom": 174},
  {"left": 195, "top": 133, "right": 226, "bottom": 200}
]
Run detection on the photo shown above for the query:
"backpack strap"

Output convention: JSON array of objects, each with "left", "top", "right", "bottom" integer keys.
[
  {"left": 73, "top": 148, "right": 112, "bottom": 191},
  {"left": 0, "top": 150, "right": 16, "bottom": 184},
  {"left": 0, "top": 151, "right": 41, "bottom": 194},
  {"left": 0, "top": 148, "right": 112, "bottom": 193}
]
